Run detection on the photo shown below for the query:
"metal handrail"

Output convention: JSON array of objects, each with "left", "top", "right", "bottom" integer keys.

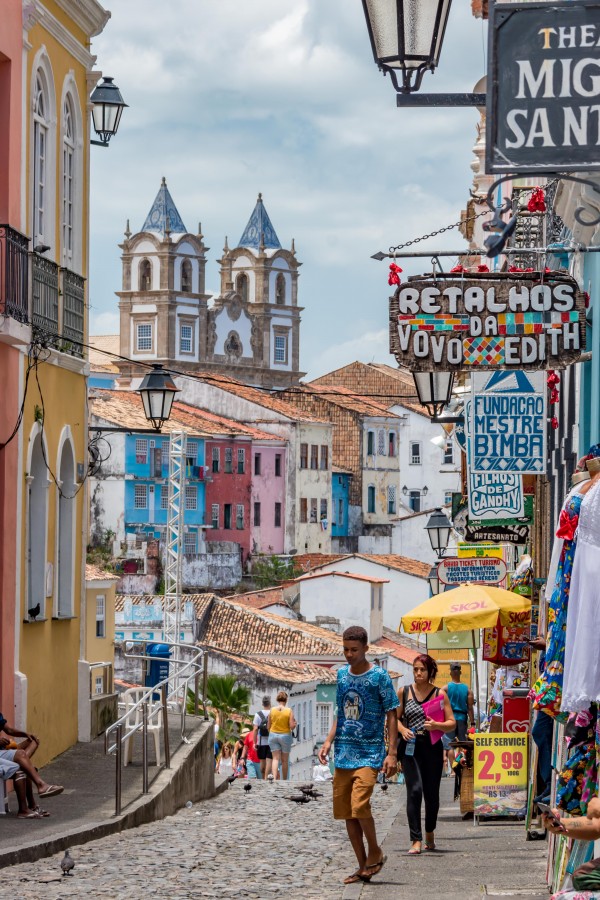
[{"left": 105, "top": 640, "right": 208, "bottom": 815}]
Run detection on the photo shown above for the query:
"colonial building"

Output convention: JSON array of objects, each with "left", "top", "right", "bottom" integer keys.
[
  {"left": 0, "top": 0, "right": 110, "bottom": 766},
  {"left": 115, "top": 182, "right": 303, "bottom": 389}
]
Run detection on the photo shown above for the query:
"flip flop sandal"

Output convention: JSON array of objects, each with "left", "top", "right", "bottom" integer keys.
[
  {"left": 424, "top": 843, "right": 437, "bottom": 851},
  {"left": 32, "top": 807, "right": 50, "bottom": 817},
  {"left": 17, "top": 810, "right": 44, "bottom": 819},
  {"left": 364, "top": 854, "right": 388, "bottom": 877},
  {"left": 343, "top": 871, "right": 364, "bottom": 884},
  {"left": 38, "top": 785, "right": 64, "bottom": 798},
  {"left": 407, "top": 847, "right": 422, "bottom": 855}
]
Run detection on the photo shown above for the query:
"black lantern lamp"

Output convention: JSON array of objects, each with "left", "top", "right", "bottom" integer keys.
[
  {"left": 413, "top": 372, "right": 454, "bottom": 420},
  {"left": 90, "top": 77, "right": 128, "bottom": 147},
  {"left": 428, "top": 564, "right": 441, "bottom": 596},
  {"left": 425, "top": 507, "right": 452, "bottom": 555},
  {"left": 138, "top": 365, "right": 179, "bottom": 431},
  {"left": 361, "top": 0, "right": 452, "bottom": 93}
]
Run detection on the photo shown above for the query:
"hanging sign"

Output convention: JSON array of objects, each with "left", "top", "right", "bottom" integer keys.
[
  {"left": 457, "top": 542, "right": 504, "bottom": 559},
  {"left": 469, "top": 469, "right": 524, "bottom": 519},
  {"left": 437, "top": 556, "right": 507, "bottom": 586},
  {"left": 487, "top": 0, "right": 600, "bottom": 175},
  {"left": 389, "top": 273, "right": 585, "bottom": 373},
  {"left": 466, "top": 523, "right": 530, "bottom": 544},
  {"left": 471, "top": 370, "right": 547, "bottom": 474},
  {"left": 474, "top": 734, "right": 529, "bottom": 817}
]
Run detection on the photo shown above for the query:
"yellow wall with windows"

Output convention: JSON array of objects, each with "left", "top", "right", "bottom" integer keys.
[{"left": 17, "top": 0, "right": 108, "bottom": 766}]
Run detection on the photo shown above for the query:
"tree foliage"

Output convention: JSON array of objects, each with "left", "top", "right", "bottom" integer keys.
[{"left": 251, "top": 554, "right": 301, "bottom": 589}]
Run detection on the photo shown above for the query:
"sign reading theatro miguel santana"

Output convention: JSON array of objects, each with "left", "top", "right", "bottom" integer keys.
[
  {"left": 389, "top": 272, "right": 586, "bottom": 372},
  {"left": 487, "top": 0, "right": 600, "bottom": 174}
]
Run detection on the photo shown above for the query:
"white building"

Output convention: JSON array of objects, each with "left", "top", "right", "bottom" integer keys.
[{"left": 297, "top": 571, "right": 388, "bottom": 642}]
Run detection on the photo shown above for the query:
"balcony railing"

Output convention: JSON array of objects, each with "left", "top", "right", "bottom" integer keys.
[
  {"left": 61, "top": 267, "right": 85, "bottom": 357},
  {"left": 1, "top": 224, "right": 86, "bottom": 358},
  {"left": 31, "top": 251, "right": 59, "bottom": 339},
  {"left": 0, "top": 225, "right": 29, "bottom": 323}
]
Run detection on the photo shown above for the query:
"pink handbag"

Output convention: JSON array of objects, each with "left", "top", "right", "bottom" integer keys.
[{"left": 421, "top": 692, "right": 445, "bottom": 745}]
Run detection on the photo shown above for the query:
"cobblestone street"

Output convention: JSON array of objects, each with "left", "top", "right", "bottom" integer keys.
[
  {"left": 3, "top": 779, "right": 549, "bottom": 900},
  {"left": 5, "top": 781, "right": 377, "bottom": 900}
]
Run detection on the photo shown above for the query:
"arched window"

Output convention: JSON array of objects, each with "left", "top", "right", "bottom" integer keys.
[
  {"left": 276, "top": 273, "right": 286, "bottom": 304},
  {"left": 33, "top": 72, "right": 49, "bottom": 245},
  {"left": 27, "top": 430, "right": 48, "bottom": 615},
  {"left": 62, "top": 94, "right": 75, "bottom": 266},
  {"left": 236, "top": 272, "right": 248, "bottom": 303},
  {"left": 181, "top": 258, "right": 192, "bottom": 292},
  {"left": 139, "top": 259, "right": 152, "bottom": 291},
  {"left": 57, "top": 440, "right": 75, "bottom": 616}
]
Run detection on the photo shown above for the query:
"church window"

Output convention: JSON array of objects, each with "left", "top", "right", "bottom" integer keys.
[
  {"left": 180, "top": 323, "right": 193, "bottom": 354},
  {"left": 274, "top": 334, "right": 288, "bottom": 364},
  {"left": 33, "top": 72, "right": 50, "bottom": 246},
  {"left": 236, "top": 273, "right": 248, "bottom": 303},
  {"left": 224, "top": 332, "right": 242, "bottom": 358},
  {"left": 181, "top": 259, "right": 192, "bottom": 292},
  {"left": 276, "top": 273, "right": 286, "bottom": 305},
  {"left": 62, "top": 95, "right": 75, "bottom": 265},
  {"left": 139, "top": 259, "right": 152, "bottom": 291},
  {"left": 136, "top": 323, "right": 153, "bottom": 352}
]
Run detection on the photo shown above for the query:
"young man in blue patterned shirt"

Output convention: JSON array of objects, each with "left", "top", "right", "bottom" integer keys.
[{"left": 319, "top": 625, "right": 398, "bottom": 884}]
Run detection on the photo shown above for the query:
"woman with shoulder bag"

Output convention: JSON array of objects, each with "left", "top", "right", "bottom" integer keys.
[
  {"left": 267, "top": 691, "right": 297, "bottom": 780},
  {"left": 397, "top": 654, "right": 455, "bottom": 855}
]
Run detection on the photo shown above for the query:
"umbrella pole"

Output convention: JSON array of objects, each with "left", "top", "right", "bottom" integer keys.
[{"left": 472, "top": 630, "right": 481, "bottom": 729}]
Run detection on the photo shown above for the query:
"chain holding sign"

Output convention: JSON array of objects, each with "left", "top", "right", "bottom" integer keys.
[
  {"left": 389, "top": 272, "right": 585, "bottom": 373},
  {"left": 474, "top": 734, "right": 529, "bottom": 817}
]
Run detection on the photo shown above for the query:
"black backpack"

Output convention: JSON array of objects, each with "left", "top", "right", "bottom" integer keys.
[{"left": 257, "top": 711, "right": 269, "bottom": 738}]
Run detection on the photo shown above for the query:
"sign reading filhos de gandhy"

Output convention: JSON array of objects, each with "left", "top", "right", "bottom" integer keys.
[
  {"left": 389, "top": 272, "right": 585, "bottom": 372},
  {"left": 488, "top": 0, "right": 600, "bottom": 174}
]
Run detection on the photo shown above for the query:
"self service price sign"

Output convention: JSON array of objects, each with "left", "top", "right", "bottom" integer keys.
[{"left": 474, "top": 733, "right": 529, "bottom": 817}]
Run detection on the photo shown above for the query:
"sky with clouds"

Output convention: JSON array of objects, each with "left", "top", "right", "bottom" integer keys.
[{"left": 89, "top": 1, "right": 487, "bottom": 379}]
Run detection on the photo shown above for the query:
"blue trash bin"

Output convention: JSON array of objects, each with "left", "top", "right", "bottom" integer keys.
[{"left": 145, "top": 643, "right": 170, "bottom": 690}]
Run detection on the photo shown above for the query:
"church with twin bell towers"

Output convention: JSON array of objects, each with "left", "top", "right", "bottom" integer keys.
[{"left": 116, "top": 178, "right": 304, "bottom": 388}]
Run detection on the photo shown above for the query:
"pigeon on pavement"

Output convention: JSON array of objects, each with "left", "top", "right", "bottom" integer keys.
[
  {"left": 60, "top": 850, "right": 75, "bottom": 876},
  {"left": 286, "top": 794, "right": 311, "bottom": 804},
  {"left": 243, "top": 783, "right": 252, "bottom": 793}
]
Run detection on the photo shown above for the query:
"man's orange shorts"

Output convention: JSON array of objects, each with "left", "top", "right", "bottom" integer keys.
[{"left": 332, "top": 766, "right": 379, "bottom": 820}]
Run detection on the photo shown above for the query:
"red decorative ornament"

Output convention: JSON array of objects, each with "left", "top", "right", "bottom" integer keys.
[
  {"left": 388, "top": 263, "right": 402, "bottom": 286},
  {"left": 528, "top": 187, "right": 546, "bottom": 213},
  {"left": 508, "top": 265, "right": 534, "bottom": 273},
  {"left": 584, "top": 291, "right": 590, "bottom": 309},
  {"left": 551, "top": 416, "right": 559, "bottom": 430},
  {"left": 547, "top": 371, "right": 560, "bottom": 387},
  {"left": 550, "top": 389, "right": 560, "bottom": 404},
  {"left": 450, "top": 264, "right": 466, "bottom": 273},
  {"left": 477, "top": 264, "right": 490, "bottom": 273}
]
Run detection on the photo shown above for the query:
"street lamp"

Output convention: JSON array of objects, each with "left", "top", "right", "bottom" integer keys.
[
  {"left": 413, "top": 371, "right": 454, "bottom": 420},
  {"left": 425, "top": 507, "right": 452, "bottom": 555},
  {"left": 427, "top": 564, "right": 441, "bottom": 596},
  {"left": 90, "top": 77, "right": 128, "bottom": 147},
  {"left": 138, "top": 365, "right": 179, "bottom": 431},
  {"left": 361, "top": 0, "right": 485, "bottom": 107}
]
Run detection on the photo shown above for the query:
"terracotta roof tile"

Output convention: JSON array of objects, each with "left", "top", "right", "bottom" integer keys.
[
  {"left": 287, "top": 384, "right": 402, "bottom": 418},
  {"left": 89, "top": 335, "right": 120, "bottom": 373},
  {"left": 297, "top": 571, "right": 389, "bottom": 585},
  {"left": 293, "top": 553, "right": 347, "bottom": 573},
  {"left": 208, "top": 648, "right": 338, "bottom": 684},
  {"left": 85, "top": 563, "right": 119, "bottom": 582},
  {"left": 90, "top": 390, "right": 281, "bottom": 441},
  {"left": 224, "top": 587, "right": 289, "bottom": 611},
  {"left": 292, "top": 553, "right": 431, "bottom": 580},
  {"left": 188, "top": 372, "right": 329, "bottom": 423},
  {"left": 114, "top": 593, "right": 217, "bottom": 614},
  {"left": 372, "top": 637, "right": 420, "bottom": 665}
]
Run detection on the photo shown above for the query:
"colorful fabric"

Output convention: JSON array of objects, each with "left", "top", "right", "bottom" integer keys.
[
  {"left": 334, "top": 664, "right": 399, "bottom": 770},
  {"left": 533, "top": 493, "right": 582, "bottom": 717},
  {"left": 556, "top": 706, "right": 598, "bottom": 815}
]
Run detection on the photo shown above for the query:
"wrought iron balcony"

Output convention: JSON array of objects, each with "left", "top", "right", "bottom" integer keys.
[
  {"left": 31, "top": 251, "right": 59, "bottom": 340},
  {"left": 0, "top": 225, "right": 29, "bottom": 323},
  {"left": 60, "top": 268, "right": 85, "bottom": 357}
]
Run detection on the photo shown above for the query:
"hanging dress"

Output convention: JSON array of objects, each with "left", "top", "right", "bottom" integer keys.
[
  {"left": 562, "top": 480, "right": 600, "bottom": 713},
  {"left": 532, "top": 491, "right": 582, "bottom": 717}
]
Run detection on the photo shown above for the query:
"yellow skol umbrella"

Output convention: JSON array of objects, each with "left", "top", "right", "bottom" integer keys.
[{"left": 401, "top": 584, "right": 531, "bottom": 635}]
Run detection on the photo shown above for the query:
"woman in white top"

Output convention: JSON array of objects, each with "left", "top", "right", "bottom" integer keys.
[{"left": 217, "top": 742, "right": 234, "bottom": 776}]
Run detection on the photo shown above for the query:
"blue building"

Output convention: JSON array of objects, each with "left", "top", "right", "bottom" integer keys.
[
  {"left": 124, "top": 432, "right": 207, "bottom": 553},
  {"left": 331, "top": 467, "right": 352, "bottom": 549}
]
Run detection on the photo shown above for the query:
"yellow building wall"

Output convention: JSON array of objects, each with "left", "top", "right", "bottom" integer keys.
[
  {"left": 18, "top": 0, "right": 107, "bottom": 766},
  {"left": 85, "top": 580, "right": 117, "bottom": 664}
]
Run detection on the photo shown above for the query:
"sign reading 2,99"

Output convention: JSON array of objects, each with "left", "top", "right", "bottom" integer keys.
[{"left": 473, "top": 734, "right": 528, "bottom": 817}]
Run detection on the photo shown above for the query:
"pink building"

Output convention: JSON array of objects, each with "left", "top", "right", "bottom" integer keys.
[
  {"left": 0, "top": 5, "right": 24, "bottom": 717},
  {"left": 251, "top": 443, "right": 287, "bottom": 556}
]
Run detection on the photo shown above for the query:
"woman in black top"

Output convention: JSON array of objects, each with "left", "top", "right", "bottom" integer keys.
[{"left": 397, "top": 654, "right": 455, "bottom": 855}]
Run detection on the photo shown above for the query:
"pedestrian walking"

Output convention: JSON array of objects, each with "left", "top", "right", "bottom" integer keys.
[
  {"left": 267, "top": 691, "right": 297, "bottom": 781},
  {"left": 242, "top": 729, "right": 261, "bottom": 779},
  {"left": 319, "top": 625, "right": 398, "bottom": 885},
  {"left": 442, "top": 663, "right": 474, "bottom": 770},
  {"left": 216, "top": 742, "right": 234, "bottom": 777},
  {"left": 397, "top": 654, "right": 456, "bottom": 855},
  {"left": 252, "top": 696, "right": 273, "bottom": 779}
]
